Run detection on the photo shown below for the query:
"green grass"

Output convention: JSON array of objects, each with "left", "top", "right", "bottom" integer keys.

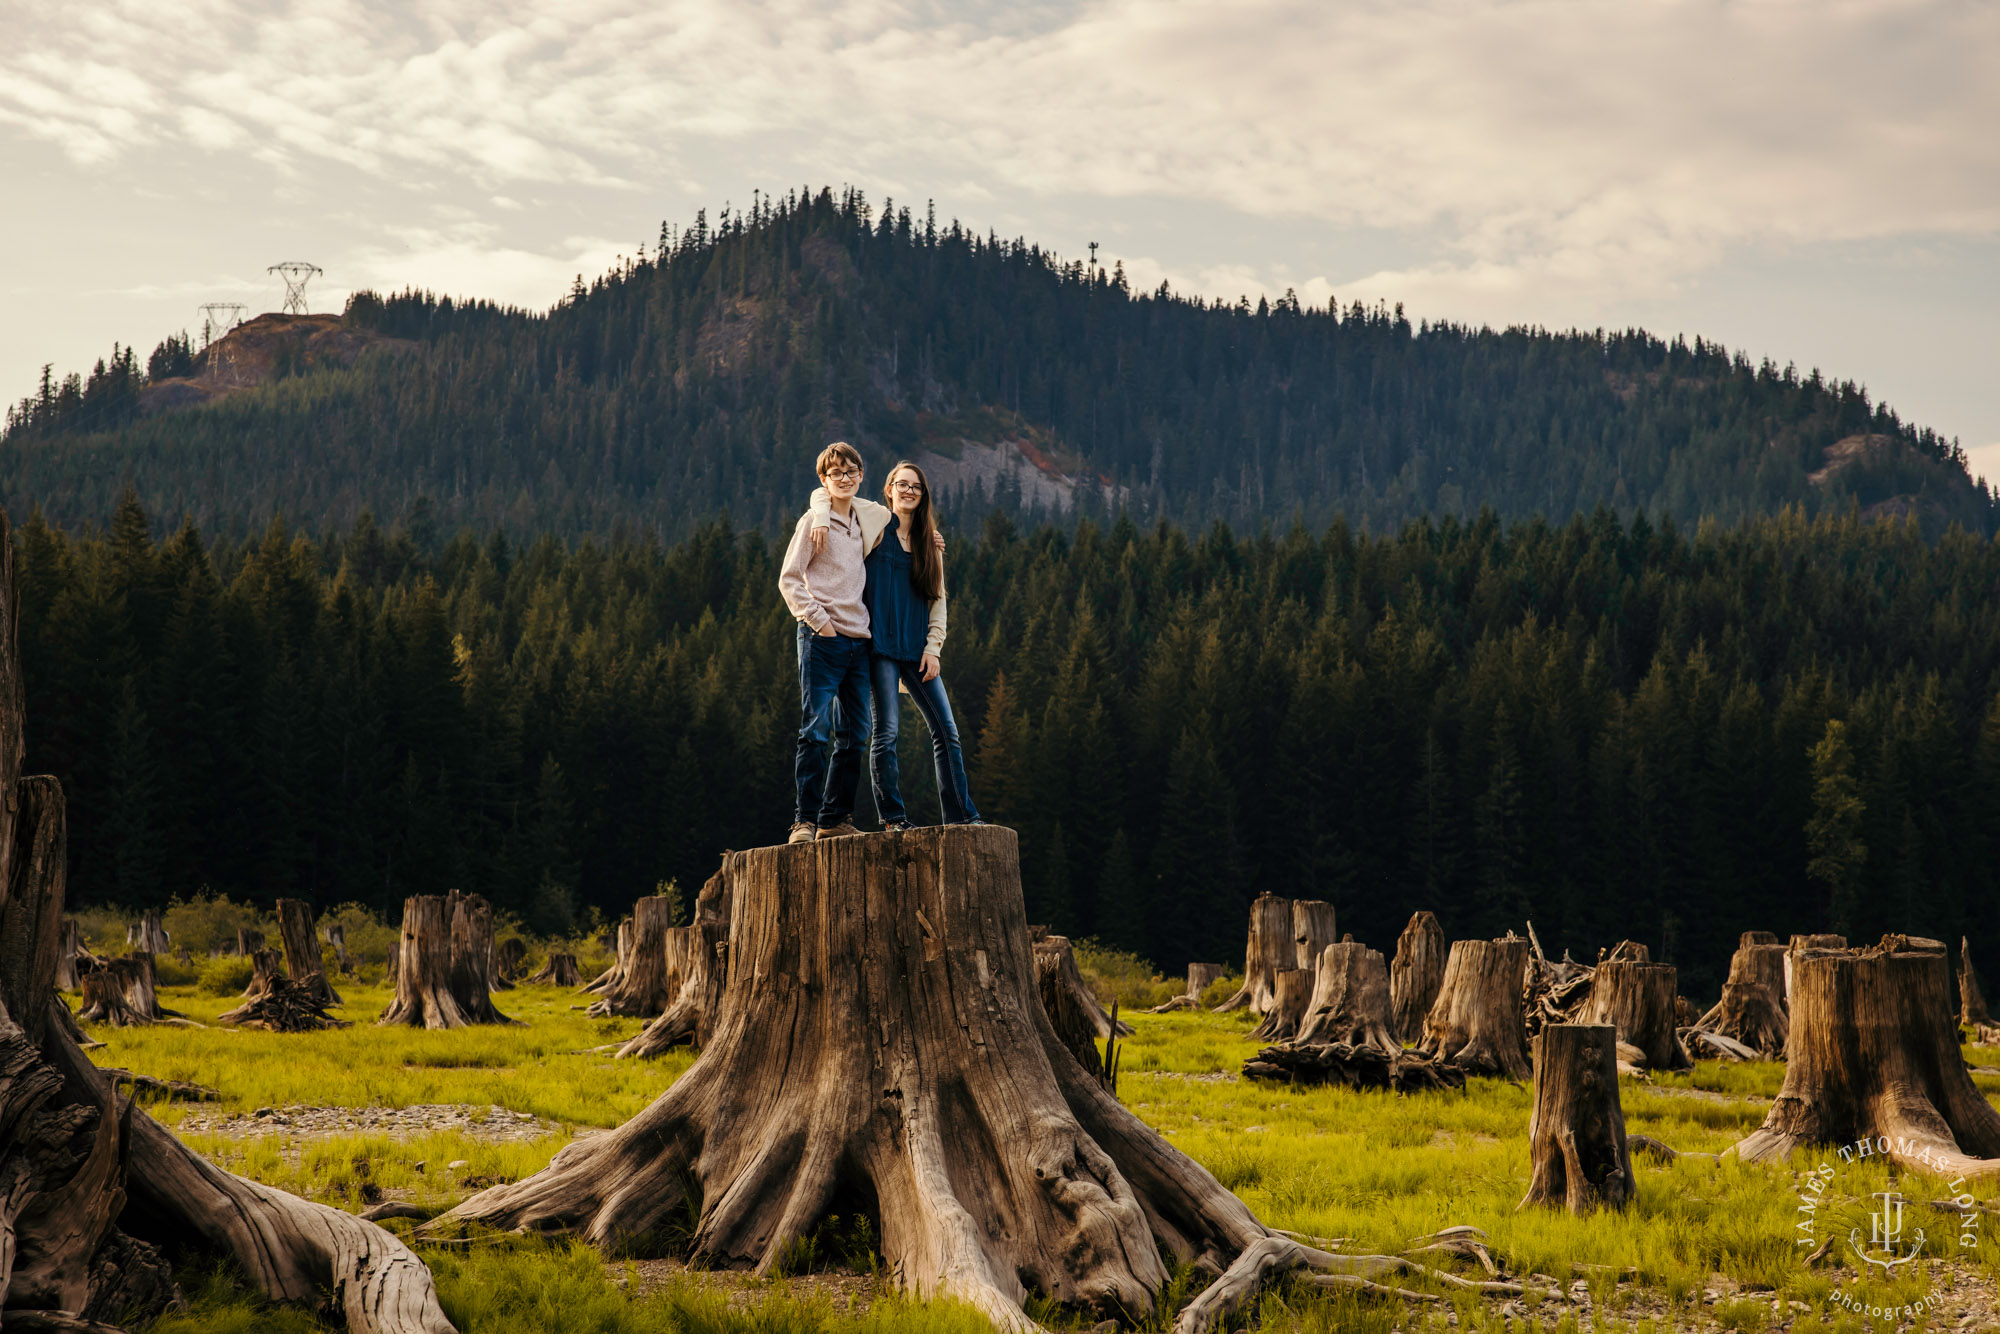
[{"left": 84, "top": 989, "right": 2000, "bottom": 1332}]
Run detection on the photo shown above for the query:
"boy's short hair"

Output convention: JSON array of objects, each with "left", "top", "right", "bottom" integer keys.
[{"left": 816, "top": 441, "right": 864, "bottom": 478}]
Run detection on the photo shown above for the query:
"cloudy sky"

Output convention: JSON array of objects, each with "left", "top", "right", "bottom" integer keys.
[{"left": 5, "top": 0, "right": 1998, "bottom": 484}]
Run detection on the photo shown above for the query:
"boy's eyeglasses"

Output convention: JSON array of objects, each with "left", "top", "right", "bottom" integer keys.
[
  {"left": 889, "top": 481, "right": 924, "bottom": 494},
  {"left": 824, "top": 468, "right": 862, "bottom": 481}
]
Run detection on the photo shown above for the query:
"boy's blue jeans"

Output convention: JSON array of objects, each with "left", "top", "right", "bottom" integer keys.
[
  {"left": 868, "top": 654, "right": 980, "bottom": 826},
  {"left": 795, "top": 626, "right": 872, "bottom": 827}
]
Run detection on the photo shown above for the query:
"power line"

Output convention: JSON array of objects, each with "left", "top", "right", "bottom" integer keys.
[{"left": 268, "top": 261, "right": 323, "bottom": 315}]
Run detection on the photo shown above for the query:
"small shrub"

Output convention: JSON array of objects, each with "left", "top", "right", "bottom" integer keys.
[
  {"left": 162, "top": 889, "right": 268, "bottom": 957},
  {"left": 1198, "top": 972, "right": 1241, "bottom": 1007},
  {"left": 317, "top": 902, "right": 398, "bottom": 970},
  {"left": 153, "top": 954, "right": 199, "bottom": 986},
  {"left": 198, "top": 955, "right": 255, "bottom": 996},
  {"left": 1071, "top": 938, "right": 1181, "bottom": 1010}
]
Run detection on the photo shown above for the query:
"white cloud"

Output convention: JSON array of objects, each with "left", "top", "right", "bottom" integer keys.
[{"left": 4, "top": 0, "right": 1995, "bottom": 307}]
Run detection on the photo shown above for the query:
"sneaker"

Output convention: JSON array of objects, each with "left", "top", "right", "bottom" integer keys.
[
  {"left": 882, "top": 819, "right": 916, "bottom": 833},
  {"left": 787, "top": 821, "right": 816, "bottom": 845},
  {"left": 816, "top": 821, "right": 860, "bottom": 839}
]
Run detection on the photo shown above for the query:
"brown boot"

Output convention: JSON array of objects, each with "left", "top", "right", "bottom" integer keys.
[
  {"left": 787, "top": 821, "right": 817, "bottom": 845},
  {"left": 815, "top": 821, "right": 859, "bottom": 839}
]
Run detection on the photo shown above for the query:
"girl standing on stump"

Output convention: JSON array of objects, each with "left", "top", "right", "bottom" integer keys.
[{"left": 808, "top": 461, "right": 982, "bottom": 829}]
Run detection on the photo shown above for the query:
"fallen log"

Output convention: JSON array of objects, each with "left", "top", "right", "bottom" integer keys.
[
  {"left": 220, "top": 970, "right": 348, "bottom": 1032},
  {"left": 1242, "top": 1042, "right": 1465, "bottom": 1092}
]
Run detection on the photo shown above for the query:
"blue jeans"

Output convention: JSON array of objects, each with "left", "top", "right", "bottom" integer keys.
[
  {"left": 795, "top": 627, "right": 872, "bottom": 827},
  {"left": 869, "top": 655, "right": 980, "bottom": 826}
]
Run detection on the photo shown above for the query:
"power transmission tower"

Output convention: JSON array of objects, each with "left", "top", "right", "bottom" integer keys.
[
  {"left": 268, "top": 261, "right": 323, "bottom": 315},
  {"left": 198, "top": 303, "right": 247, "bottom": 383}
]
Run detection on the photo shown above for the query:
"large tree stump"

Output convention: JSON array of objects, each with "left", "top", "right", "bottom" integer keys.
[
  {"left": 495, "top": 937, "right": 527, "bottom": 982},
  {"left": 1959, "top": 937, "right": 2000, "bottom": 1043},
  {"left": 0, "top": 523, "right": 454, "bottom": 1334},
  {"left": 1249, "top": 968, "right": 1312, "bottom": 1041},
  {"left": 1691, "top": 935, "right": 1789, "bottom": 1058},
  {"left": 439, "top": 829, "right": 1487, "bottom": 1332},
  {"left": 277, "top": 897, "right": 341, "bottom": 1007},
  {"left": 77, "top": 956, "right": 153, "bottom": 1026},
  {"left": 1737, "top": 936, "right": 2000, "bottom": 1179},
  {"left": 528, "top": 952, "right": 581, "bottom": 986},
  {"left": 378, "top": 892, "right": 512, "bottom": 1028},
  {"left": 1390, "top": 910, "right": 1446, "bottom": 1042},
  {"left": 1294, "top": 941, "right": 1401, "bottom": 1053},
  {"left": 1292, "top": 900, "right": 1336, "bottom": 971},
  {"left": 1518, "top": 1024, "right": 1635, "bottom": 1214},
  {"left": 582, "top": 917, "right": 632, "bottom": 994},
  {"left": 1783, "top": 933, "right": 1845, "bottom": 1002},
  {"left": 617, "top": 869, "right": 733, "bottom": 1059},
  {"left": 127, "top": 907, "right": 169, "bottom": 954},
  {"left": 1578, "top": 960, "right": 1690, "bottom": 1073},
  {"left": 1037, "top": 944, "right": 1109, "bottom": 1080},
  {"left": 1415, "top": 937, "right": 1531, "bottom": 1079},
  {"left": 586, "top": 895, "right": 681, "bottom": 1018},
  {"left": 1213, "top": 892, "right": 1293, "bottom": 1015},
  {"left": 235, "top": 925, "right": 265, "bottom": 957}
]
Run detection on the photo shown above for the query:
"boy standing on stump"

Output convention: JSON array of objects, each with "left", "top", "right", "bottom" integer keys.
[{"left": 779, "top": 442, "right": 873, "bottom": 843}]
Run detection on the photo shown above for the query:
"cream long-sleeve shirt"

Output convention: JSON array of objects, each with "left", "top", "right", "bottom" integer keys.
[
  {"left": 806, "top": 491, "right": 947, "bottom": 659},
  {"left": 778, "top": 505, "right": 870, "bottom": 637}
]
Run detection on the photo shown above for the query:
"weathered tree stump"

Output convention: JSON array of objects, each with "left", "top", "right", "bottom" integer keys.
[
  {"left": 1783, "top": 933, "right": 1845, "bottom": 1002},
  {"left": 587, "top": 895, "right": 681, "bottom": 1018},
  {"left": 378, "top": 891, "right": 512, "bottom": 1028},
  {"left": 1390, "top": 910, "right": 1446, "bottom": 1042},
  {"left": 1415, "top": 937, "right": 1531, "bottom": 1079},
  {"left": 1213, "top": 892, "right": 1293, "bottom": 1015},
  {"left": 1294, "top": 941, "right": 1401, "bottom": 1053},
  {"left": 1578, "top": 960, "right": 1690, "bottom": 1072},
  {"left": 235, "top": 925, "right": 265, "bottom": 957},
  {"left": 1737, "top": 935, "right": 2000, "bottom": 1179},
  {"left": 1147, "top": 961, "right": 1225, "bottom": 1013},
  {"left": 1033, "top": 933, "right": 1131, "bottom": 1038},
  {"left": 1691, "top": 935, "right": 1789, "bottom": 1058},
  {"left": 1960, "top": 937, "right": 2000, "bottom": 1043},
  {"left": 528, "top": 952, "right": 582, "bottom": 986},
  {"left": 617, "top": 869, "right": 732, "bottom": 1059},
  {"left": 1037, "top": 943, "right": 1109, "bottom": 1080},
  {"left": 277, "top": 897, "right": 340, "bottom": 1007},
  {"left": 230, "top": 948, "right": 285, "bottom": 1005},
  {"left": 127, "top": 907, "right": 169, "bottom": 954},
  {"left": 53, "top": 914, "right": 90, "bottom": 990},
  {"left": 1518, "top": 1024, "right": 1635, "bottom": 1214},
  {"left": 582, "top": 917, "right": 632, "bottom": 994},
  {"left": 495, "top": 937, "right": 527, "bottom": 982},
  {"left": 0, "top": 505, "right": 455, "bottom": 1334},
  {"left": 77, "top": 956, "right": 153, "bottom": 1026},
  {"left": 1292, "top": 899, "right": 1336, "bottom": 970},
  {"left": 437, "top": 828, "right": 1486, "bottom": 1332},
  {"left": 1249, "top": 968, "right": 1312, "bottom": 1041},
  {"left": 326, "top": 921, "right": 354, "bottom": 976}
]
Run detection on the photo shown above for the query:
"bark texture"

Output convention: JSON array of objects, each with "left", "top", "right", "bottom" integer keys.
[
  {"left": 586, "top": 896, "right": 680, "bottom": 1018},
  {"left": 53, "top": 917, "right": 89, "bottom": 990},
  {"left": 1292, "top": 900, "right": 1337, "bottom": 971},
  {"left": 1212, "top": 893, "right": 1293, "bottom": 1015},
  {"left": 378, "top": 893, "right": 513, "bottom": 1028},
  {"left": 1389, "top": 911, "right": 1446, "bottom": 1043},
  {"left": 1577, "top": 961, "right": 1690, "bottom": 1073},
  {"left": 528, "top": 953, "right": 581, "bottom": 986},
  {"left": 217, "top": 970, "right": 347, "bottom": 1032},
  {"left": 616, "top": 869, "right": 732, "bottom": 1059},
  {"left": 1249, "top": 969, "right": 1312, "bottom": 1042},
  {"left": 1416, "top": 937, "right": 1531, "bottom": 1080},
  {"left": 437, "top": 828, "right": 1429, "bottom": 1333},
  {"left": 582, "top": 918, "right": 632, "bottom": 994},
  {"left": 276, "top": 897, "right": 340, "bottom": 1007},
  {"left": 0, "top": 496, "right": 455, "bottom": 1334},
  {"left": 1519, "top": 1024, "right": 1635, "bottom": 1214},
  {"left": 1737, "top": 935, "right": 2000, "bottom": 1179},
  {"left": 1691, "top": 938, "right": 1789, "bottom": 1058},
  {"left": 495, "top": 938, "right": 527, "bottom": 982},
  {"left": 1294, "top": 942, "right": 1401, "bottom": 1052},
  {"left": 234, "top": 927, "right": 265, "bottom": 957},
  {"left": 1033, "top": 933, "right": 1130, "bottom": 1039}
]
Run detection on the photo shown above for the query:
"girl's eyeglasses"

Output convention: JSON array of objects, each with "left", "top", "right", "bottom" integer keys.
[{"left": 889, "top": 481, "right": 925, "bottom": 494}]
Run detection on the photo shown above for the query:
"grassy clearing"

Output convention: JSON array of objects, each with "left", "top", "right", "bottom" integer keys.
[{"left": 84, "top": 984, "right": 2000, "bottom": 1333}]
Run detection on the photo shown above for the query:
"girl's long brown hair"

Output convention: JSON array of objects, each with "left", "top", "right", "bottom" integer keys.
[{"left": 885, "top": 462, "right": 943, "bottom": 602}]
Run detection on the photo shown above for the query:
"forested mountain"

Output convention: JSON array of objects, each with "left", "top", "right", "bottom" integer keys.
[
  {"left": 21, "top": 495, "right": 1999, "bottom": 997},
  {"left": 5, "top": 187, "right": 1993, "bottom": 539}
]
